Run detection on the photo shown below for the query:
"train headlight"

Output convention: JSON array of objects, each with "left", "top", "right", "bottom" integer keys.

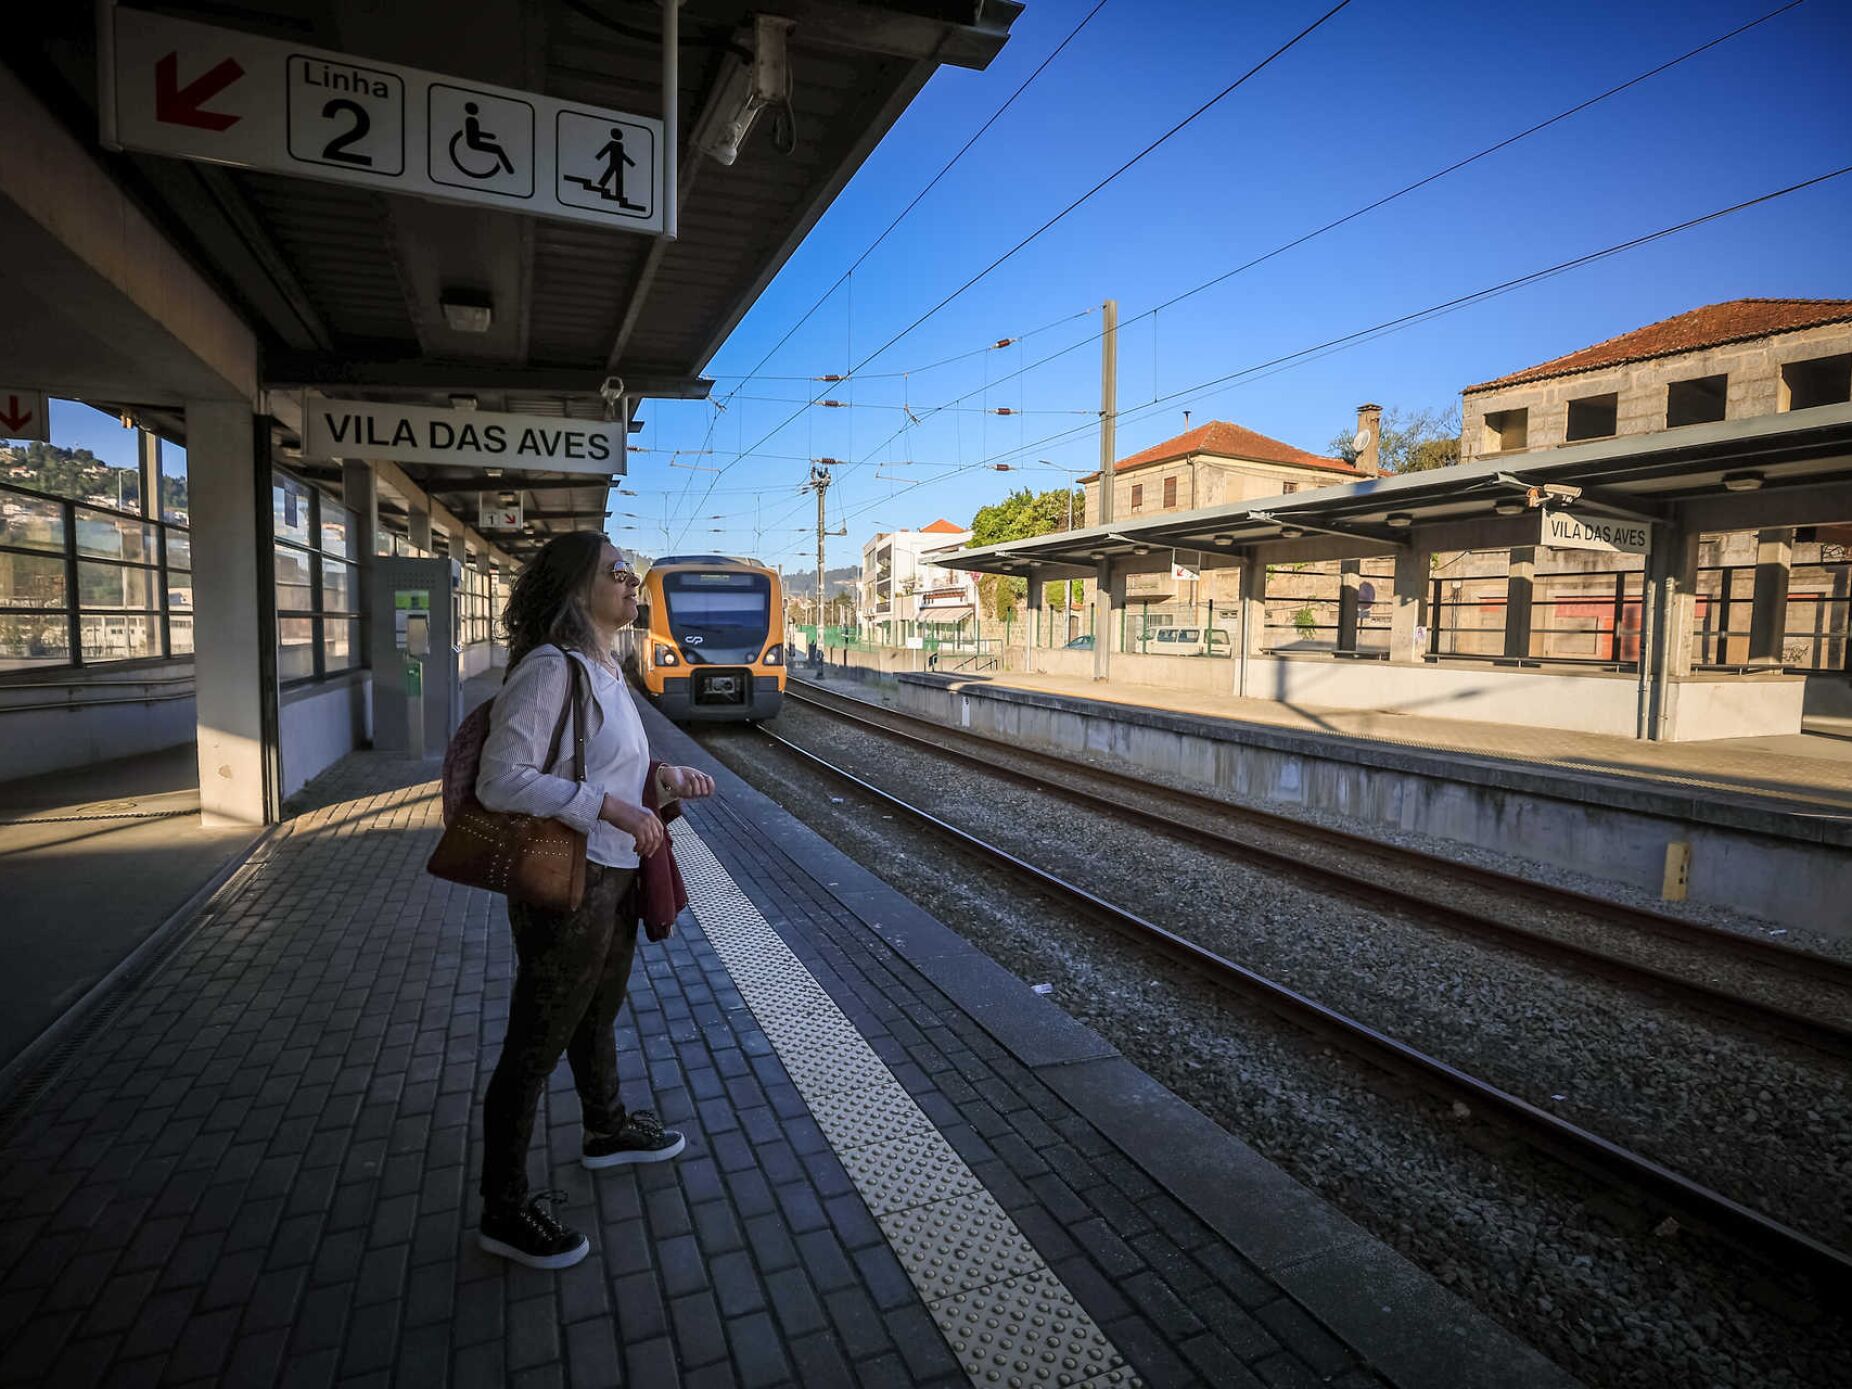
[
  {"left": 652, "top": 643, "right": 680, "bottom": 667},
  {"left": 762, "top": 643, "right": 783, "bottom": 666}
]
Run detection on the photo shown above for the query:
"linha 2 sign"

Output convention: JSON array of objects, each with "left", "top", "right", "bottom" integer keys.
[
  {"left": 304, "top": 399, "right": 626, "bottom": 475},
  {"left": 1540, "top": 508, "right": 1652, "bottom": 555}
]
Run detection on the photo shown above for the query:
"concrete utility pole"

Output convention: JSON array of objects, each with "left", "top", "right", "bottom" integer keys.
[
  {"left": 805, "top": 463, "right": 845, "bottom": 628},
  {"left": 1093, "top": 298, "right": 1118, "bottom": 681},
  {"left": 1098, "top": 299, "right": 1117, "bottom": 526}
]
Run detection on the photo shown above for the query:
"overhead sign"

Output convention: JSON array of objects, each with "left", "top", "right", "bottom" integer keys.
[
  {"left": 105, "top": 8, "right": 664, "bottom": 234},
  {"left": 1540, "top": 508, "right": 1652, "bottom": 555},
  {"left": 479, "top": 495, "right": 523, "bottom": 531},
  {"left": 0, "top": 389, "right": 51, "bottom": 442},
  {"left": 1171, "top": 562, "right": 1200, "bottom": 581},
  {"left": 304, "top": 398, "right": 626, "bottom": 474}
]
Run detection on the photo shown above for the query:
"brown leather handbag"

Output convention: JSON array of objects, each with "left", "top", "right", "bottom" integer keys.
[{"left": 426, "top": 657, "right": 590, "bottom": 912}]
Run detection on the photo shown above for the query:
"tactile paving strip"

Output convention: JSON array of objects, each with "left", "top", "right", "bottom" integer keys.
[
  {"left": 674, "top": 826, "right": 1138, "bottom": 1389},
  {"left": 840, "top": 1129, "right": 986, "bottom": 1215}
]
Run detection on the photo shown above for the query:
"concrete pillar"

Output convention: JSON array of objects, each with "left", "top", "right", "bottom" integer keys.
[
  {"left": 1092, "top": 558, "right": 1115, "bottom": 681},
  {"left": 1644, "top": 524, "right": 1700, "bottom": 740},
  {"left": 189, "top": 402, "right": 279, "bottom": 825},
  {"left": 1024, "top": 570, "right": 1041, "bottom": 669},
  {"left": 1389, "top": 546, "right": 1431, "bottom": 662},
  {"left": 343, "top": 460, "right": 378, "bottom": 668},
  {"left": 1336, "top": 559, "right": 1361, "bottom": 651},
  {"left": 1504, "top": 547, "right": 1536, "bottom": 660},
  {"left": 1237, "top": 559, "right": 1267, "bottom": 697},
  {"left": 408, "top": 505, "right": 432, "bottom": 553},
  {"left": 1748, "top": 527, "right": 1794, "bottom": 665}
]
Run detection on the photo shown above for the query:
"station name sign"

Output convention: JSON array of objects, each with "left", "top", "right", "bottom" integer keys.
[
  {"left": 103, "top": 8, "right": 664, "bottom": 234},
  {"left": 1540, "top": 508, "right": 1652, "bottom": 555},
  {"left": 304, "top": 399, "right": 626, "bottom": 475}
]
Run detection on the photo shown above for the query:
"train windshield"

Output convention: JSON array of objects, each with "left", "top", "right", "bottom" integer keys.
[{"left": 661, "top": 571, "right": 772, "bottom": 659}]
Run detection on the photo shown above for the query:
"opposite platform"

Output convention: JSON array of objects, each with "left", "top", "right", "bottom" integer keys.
[{"left": 0, "top": 695, "right": 1575, "bottom": 1387}]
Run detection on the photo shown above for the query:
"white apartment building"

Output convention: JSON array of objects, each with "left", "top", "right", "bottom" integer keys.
[{"left": 858, "top": 518, "right": 978, "bottom": 643}]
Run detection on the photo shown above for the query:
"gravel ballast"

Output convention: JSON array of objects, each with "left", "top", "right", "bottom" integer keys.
[{"left": 697, "top": 714, "right": 1852, "bottom": 1389}]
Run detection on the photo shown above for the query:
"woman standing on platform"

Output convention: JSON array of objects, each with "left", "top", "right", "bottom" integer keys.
[{"left": 473, "top": 531, "right": 714, "bottom": 1270}]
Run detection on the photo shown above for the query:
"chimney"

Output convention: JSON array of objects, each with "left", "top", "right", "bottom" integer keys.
[{"left": 1354, "top": 403, "right": 1383, "bottom": 477}]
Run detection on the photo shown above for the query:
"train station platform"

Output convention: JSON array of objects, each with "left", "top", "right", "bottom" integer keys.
[
  {"left": 876, "top": 670, "right": 1852, "bottom": 939},
  {"left": 0, "top": 695, "right": 1573, "bottom": 1389}
]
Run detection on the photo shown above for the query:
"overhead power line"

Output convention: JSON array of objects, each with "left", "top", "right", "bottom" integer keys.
[
  {"left": 848, "top": 0, "right": 1357, "bottom": 374},
  {"left": 834, "top": 0, "right": 1815, "bottom": 478},
  {"left": 818, "top": 162, "right": 1852, "bottom": 525}
]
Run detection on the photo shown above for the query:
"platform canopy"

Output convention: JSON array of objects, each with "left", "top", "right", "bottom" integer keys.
[
  {"left": 943, "top": 404, "right": 1852, "bottom": 577},
  {"left": 5, "top": 0, "right": 1019, "bottom": 559}
]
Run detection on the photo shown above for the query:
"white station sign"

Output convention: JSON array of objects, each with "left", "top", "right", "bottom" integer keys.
[
  {"left": 304, "top": 398, "right": 627, "bottom": 474},
  {"left": 0, "top": 388, "right": 51, "bottom": 442},
  {"left": 1540, "top": 508, "right": 1653, "bottom": 555},
  {"left": 479, "top": 495, "right": 523, "bottom": 531},
  {"left": 105, "top": 8, "right": 665, "bottom": 233}
]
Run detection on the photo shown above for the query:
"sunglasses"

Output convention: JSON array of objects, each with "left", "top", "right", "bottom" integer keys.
[{"left": 608, "top": 563, "right": 641, "bottom": 588}]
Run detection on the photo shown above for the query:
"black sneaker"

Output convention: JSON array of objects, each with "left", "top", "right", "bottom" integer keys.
[
  {"left": 582, "top": 1109, "right": 687, "bottom": 1168},
  {"left": 478, "top": 1190, "right": 590, "bottom": 1270}
]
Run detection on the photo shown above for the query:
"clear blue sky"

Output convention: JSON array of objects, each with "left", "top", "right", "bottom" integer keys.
[{"left": 628, "top": 0, "right": 1850, "bottom": 570}]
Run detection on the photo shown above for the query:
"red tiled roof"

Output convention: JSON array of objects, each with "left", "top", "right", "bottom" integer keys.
[
  {"left": 920, "top": 518, "right": 965, "bottom": 534},
  {"left": 1465, "top": 298, "right": 1852, "bottom": 394},
  {"left": 1079, "top": 420, "right": 1354, "bottom": 482}
]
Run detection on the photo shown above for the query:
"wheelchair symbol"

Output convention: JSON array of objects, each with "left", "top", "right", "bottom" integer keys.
[{"left": 448, "top": 102, "right": 515, "bottom": 180}]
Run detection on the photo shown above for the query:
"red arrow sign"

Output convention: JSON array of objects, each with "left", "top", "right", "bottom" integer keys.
[
  {"left": 154, "top": 51, "right": 244, "bottom": 131},
  {"left": 0, "top": 396, "right": 33, "bottom": 434}
]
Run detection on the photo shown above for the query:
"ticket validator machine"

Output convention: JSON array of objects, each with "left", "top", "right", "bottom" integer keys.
[{"left": 370, "top": 557, "right": 463, "bottom": 757}]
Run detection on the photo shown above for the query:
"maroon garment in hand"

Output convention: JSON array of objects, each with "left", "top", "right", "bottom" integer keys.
[{"left": 637, "top": 760, "right": 690, "bottom": 942}]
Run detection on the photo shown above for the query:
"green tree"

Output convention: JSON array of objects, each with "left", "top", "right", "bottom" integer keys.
[
  {"left": 1329, "top": 406, "right": 1460, "bottom": 473},
  {"left": 966, "top": 486, "right": 1084, "bottom": 619}
]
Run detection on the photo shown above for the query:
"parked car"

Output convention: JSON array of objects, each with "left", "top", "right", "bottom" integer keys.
[
  {"left": 1062, "top": 635, "right": 1095, "bottom": 650},
  {"left": 1147, "top": 626, "right": 1233, "bottom": 656}
]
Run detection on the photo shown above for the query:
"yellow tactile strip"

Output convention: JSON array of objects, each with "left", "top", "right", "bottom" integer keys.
[{"left": 674, "top": 826, "right": 1140, "bottom": 1389}]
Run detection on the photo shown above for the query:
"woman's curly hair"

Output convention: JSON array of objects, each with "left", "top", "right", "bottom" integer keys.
[{"left": 501, "top": 530, "right": 609, "bottom": 667}]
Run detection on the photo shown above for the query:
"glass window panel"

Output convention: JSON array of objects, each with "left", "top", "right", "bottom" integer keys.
[
  {"left": 323, "top": 618, "right": 358, "bottom": 673},
  {"left": 78, "top": 561, "right": 158, "bottom": 611},
  {"left": 165, "top": 530, "right": 191, "bottom": 573},
  {"left": 160, "top": 441, "right": 189, "bottom": 526},
  {"left": 80, "top": 613, "right": 159, "bottom": 662},
  {"left": 0, "top": 613, "right": 71, "bottom": 669},
  {"left": 0, "top": 552, "right": 67, "bottom": 608},
  {"left": 321, "top": 506, "right": 356, "bottom": 559},
  {"left": 74, "top": 510, "right": 156, "bottom": 562},
  {"left": 7, "top": 401, "right": 142, "bottom": 509},
  {"left": 278, "top": 616, "right": 316, "bottom": 680},
  {"left": 167, "top": 568, "right": 193, "bottom": 612},
  {"left": 273, "top": 473, "right": 312, "bottom": 545},
  {"left": 274, "top": 545, "right": 314, "bottom": 611},
  {"left": 0, "top": 491, "right": 65, "bottom": 552},
  {"left": 321, "top": 558, "right": 353, "bottom": 614},
  {"left": 169, "top": 615, "right": 194, "bottom": 656}
]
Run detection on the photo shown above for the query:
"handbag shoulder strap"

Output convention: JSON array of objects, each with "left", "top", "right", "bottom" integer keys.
[{"left": 540, "top": 648, "right": 589, "bottom": 782}]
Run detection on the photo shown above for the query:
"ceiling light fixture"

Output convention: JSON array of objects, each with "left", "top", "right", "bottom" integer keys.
[
  {"left": 1494, "top": 500, "right": 1525, "bottom": 516},
  {"left": 1722, "top": 471, "right": 1764, "bottom": 492},
  {"left": 1385, "top": 512, "right": 1414, "bottom": 528},
  {"left": 439, "top": 289, "right": 493, "bottom": 334},
  {"left": 450, "top": 394, "right": 479, "bottom": 411}
]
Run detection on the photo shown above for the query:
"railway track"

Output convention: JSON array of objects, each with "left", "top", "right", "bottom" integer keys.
[
  {"left": 787, "top": 679, "right": 1852, "bottom": 1058},
  {"left": 738, "top": 710, "right": 1852, "bottom": 1295}
]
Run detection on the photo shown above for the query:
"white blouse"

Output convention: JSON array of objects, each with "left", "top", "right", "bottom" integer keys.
[{"left": 476, "top": 645, "right": 652, "bottom": 869}]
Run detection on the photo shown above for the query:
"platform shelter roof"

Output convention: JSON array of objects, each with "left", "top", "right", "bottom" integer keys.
[{"left": 939, "top": 404, "right": 1852, "bottom": 577}]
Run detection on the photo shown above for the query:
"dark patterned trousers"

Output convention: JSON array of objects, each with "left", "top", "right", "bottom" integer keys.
[{"left": 480, "top": 862, "right": 639, "bottom": 1212}]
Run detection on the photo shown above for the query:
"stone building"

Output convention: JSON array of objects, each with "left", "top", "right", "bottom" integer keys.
[
  {"left": 1077, "top": 420, "right": 1364, "bottom": 614},
  {"left": 1460, "top": 298, "right": 1852, "bottom": 462}
]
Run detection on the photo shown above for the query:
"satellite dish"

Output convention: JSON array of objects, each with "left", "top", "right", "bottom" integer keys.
[{"left": 1352, "top": 428, "right": 1374, "bottom": 455}]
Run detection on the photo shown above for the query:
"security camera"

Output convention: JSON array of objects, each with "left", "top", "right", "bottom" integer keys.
[{"left": 691, "top": 16, "right": 795, "bottom": 166}]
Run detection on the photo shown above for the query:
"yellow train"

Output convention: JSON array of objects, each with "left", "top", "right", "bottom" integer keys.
[{"left": 629, "top": 555, "right": 785, "bottom": 721}]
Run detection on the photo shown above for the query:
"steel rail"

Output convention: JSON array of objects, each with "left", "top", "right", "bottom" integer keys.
[
  {"left": 748, "top": 722, "right": 1852, "bottom": 1295},
  {"left": 790, "top": 681, "right": 1852, "bottom": 994}
]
